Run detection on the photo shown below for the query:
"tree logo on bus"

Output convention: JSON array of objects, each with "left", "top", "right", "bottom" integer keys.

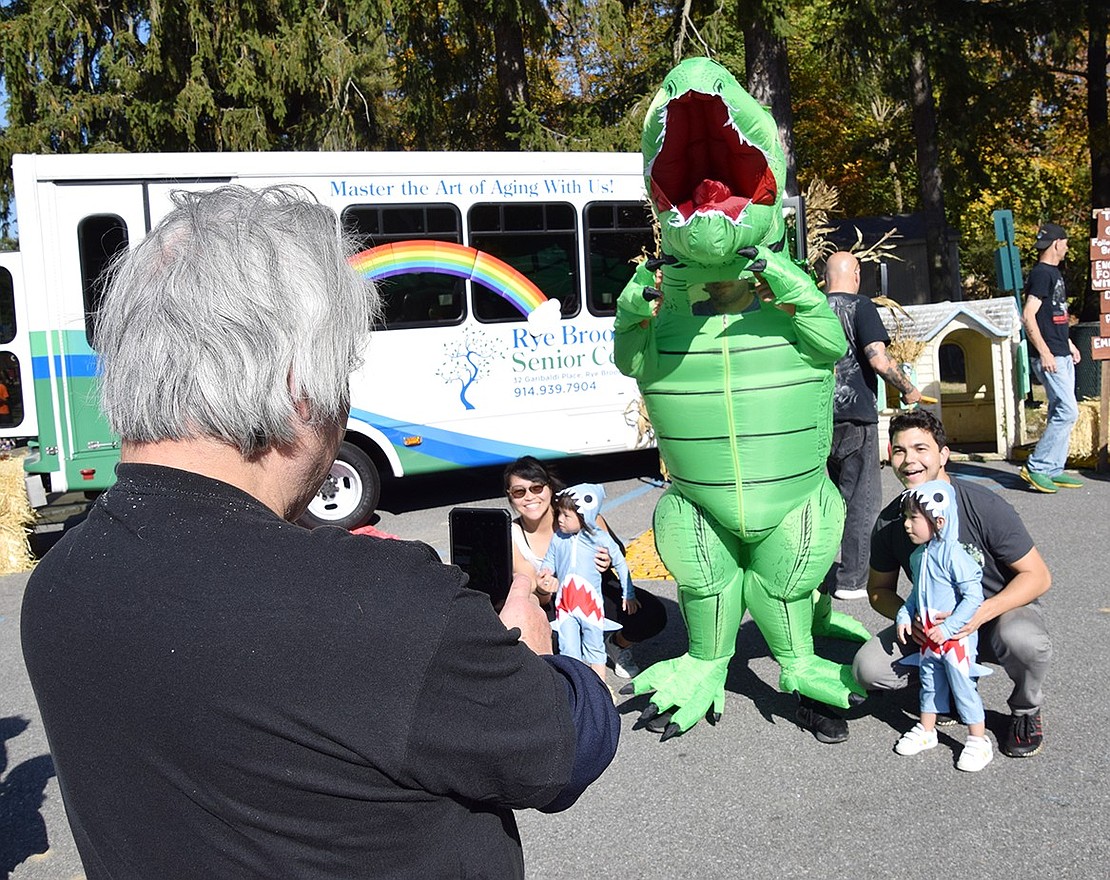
[
  {"left": 350, "top": 241, "right": 558, "bottom": 411},
  {"left": 437, "top": 328, "right": 503, "bottom": 410}
]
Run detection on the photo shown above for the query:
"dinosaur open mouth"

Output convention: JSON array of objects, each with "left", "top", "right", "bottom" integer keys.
[{"left": 649, "top": 91, "right": 777, "bottom": 222}]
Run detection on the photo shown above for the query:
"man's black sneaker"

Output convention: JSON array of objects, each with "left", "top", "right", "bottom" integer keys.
[
  {"left": 795, "top": 695, "right": 849, "bottom": 744},
  {"left": 1002, "top": 711, "right": 1043, "bottom": 757}
]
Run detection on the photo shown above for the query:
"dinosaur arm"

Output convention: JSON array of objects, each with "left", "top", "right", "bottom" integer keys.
[
  {"left": 742, "top": 248, "right": 847, "bottom": 363},
  {"left": 613, "top": 263, "right": 658, "bottom": 379}
]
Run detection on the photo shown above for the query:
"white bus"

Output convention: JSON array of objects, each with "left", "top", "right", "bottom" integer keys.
[{"left": 0, "top": 151, "right": 660, "bottom": 528}]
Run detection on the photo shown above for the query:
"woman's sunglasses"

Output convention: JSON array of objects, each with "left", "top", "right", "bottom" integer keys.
[{"left": 507, "top": 483, "right": 547, "bottom": 499}]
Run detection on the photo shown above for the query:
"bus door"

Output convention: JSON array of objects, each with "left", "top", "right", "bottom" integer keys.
[
  {"left": 42, "top": 183, "right": 145, "bottom": 491},
  {"left": 0, "top": 252, "right": 35, "bottom": 441}
]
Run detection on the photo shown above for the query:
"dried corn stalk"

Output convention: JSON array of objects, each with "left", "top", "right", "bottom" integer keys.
[
  {"left": 875, "top": 295, "right": 926, "bottom": 365},
  {"left": 804, "top": 177, "right": 904, "bottom": 279},
  {"left": 803, "top": 178, "right": 839, "bottom": 271}
]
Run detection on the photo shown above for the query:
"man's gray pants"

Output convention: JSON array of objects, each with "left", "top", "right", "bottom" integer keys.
[
  {"left": 823, "top": 421, "right": 881, "bottom": 594},
  {"left": 852, "top": 605, "right": 1052, "bottom": 715}
]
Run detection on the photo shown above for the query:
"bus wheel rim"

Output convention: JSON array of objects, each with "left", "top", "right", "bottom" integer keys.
[{"left": 308, "top": 461, "right": 364, "bottom": 522}]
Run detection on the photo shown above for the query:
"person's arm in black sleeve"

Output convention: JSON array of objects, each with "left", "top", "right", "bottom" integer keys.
[
  {"left": 868, "top": 499, "right": 908, "bottom": 620},
  {"left": 536, "top": 654, "right": 620, "bottom": 813},
  {"left": 402, "top": 572, "right": 618, "bottom": 812}
]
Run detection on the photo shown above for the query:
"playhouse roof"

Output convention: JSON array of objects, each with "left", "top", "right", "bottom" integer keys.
[{"left": 874, "top": 296, "right": 1020, "bottom": 342}]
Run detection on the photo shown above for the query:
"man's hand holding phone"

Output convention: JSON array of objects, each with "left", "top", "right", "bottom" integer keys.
[{"left": 500, "top": 573, "right": 553, "bottom": 655}]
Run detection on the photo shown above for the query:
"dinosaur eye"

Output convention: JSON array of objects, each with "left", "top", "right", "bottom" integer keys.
[
  {"left": 714, "top": 78, "right": 725, "bottom": 93},
  {"left": 665, "top": 80, "right": 677, "bottom": 97}
]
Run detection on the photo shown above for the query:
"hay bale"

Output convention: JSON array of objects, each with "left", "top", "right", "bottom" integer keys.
[
  {"left": 1014, "top": 398, "right": 1102, "bottom": 469},
  {"left": 0, "top": 455, "right": 36, "bottom": 574},
  {"left": 1069, "top": 399, "right": 1100, "bottom": 462}
]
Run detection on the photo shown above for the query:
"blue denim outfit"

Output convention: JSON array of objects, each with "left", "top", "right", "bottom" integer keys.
[{"left": 1027, "top": 355, "right": 1078, "bottom": 477}]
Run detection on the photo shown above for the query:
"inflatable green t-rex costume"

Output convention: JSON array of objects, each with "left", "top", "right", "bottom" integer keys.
[{"left": 615, "top": 57, "right": 869, "bottom": 739}]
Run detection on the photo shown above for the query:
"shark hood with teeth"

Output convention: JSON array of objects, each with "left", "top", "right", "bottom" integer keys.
[
  {"left": 557, "top": 483, "right": 605, "bottom": 529},
  {"left": 643, "top": 57, "right": 786, "bottom": 268}
]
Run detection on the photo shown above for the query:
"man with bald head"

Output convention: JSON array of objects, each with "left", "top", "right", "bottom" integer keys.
[{"left": 822, "top": 251, "right": 921, "bottom": 600}]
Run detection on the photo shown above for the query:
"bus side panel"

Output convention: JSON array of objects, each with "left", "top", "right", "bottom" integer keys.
[{"left": 348, "top": 317, "right": 642, "bottom": 476}]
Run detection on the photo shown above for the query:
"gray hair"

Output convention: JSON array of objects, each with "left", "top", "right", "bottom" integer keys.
[{"left": 96, "top": 184, "right": 378, "bottom": 456}]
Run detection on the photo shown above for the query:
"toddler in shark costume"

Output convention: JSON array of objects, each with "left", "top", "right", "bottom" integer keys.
[
  {"left": 895, "top": 480, "right": 994, "bottom": 772},
  {"left": 539, "top": 484, "right": 638, "bottom": 681}
]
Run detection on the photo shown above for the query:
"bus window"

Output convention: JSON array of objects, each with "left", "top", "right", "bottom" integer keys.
[
  {"left": 79, "top": 215, "right": 129, "bottom": 347},
  {"left": 343, "top": 204, "right": 465, "bottom": 329},
  {"left": 468, "top": 202, "right": 579, "bottom": 322},
  {"left": 0, "top": 350, "right": 24, "bottom": 429},
  {"left": 0, "top": 265, "right": 15, "bottom": 344},
  {"left": 584, "top": 201, "right": 655, "bottom": 316}
]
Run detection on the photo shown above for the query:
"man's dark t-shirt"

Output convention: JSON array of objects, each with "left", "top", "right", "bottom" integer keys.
[
  {"left": 827, "top": 292, "right": 891, "bottom": 424},
  {"left": 870, "top": 477, "right": 1035, "bottom": 600},
  {"left": 1025, "top": 261, "right": 1071, "bottom": 359},
  {"left": 21, "top": 464, "right": 618, "bottom": 880}
]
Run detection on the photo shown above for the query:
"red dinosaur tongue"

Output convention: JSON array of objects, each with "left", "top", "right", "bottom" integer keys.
[
  {"left": 681, "top": 178, "right": 750, "bottom": 220},
  {"left": 694, "top": 179, "right": 733, "bottom": 207}
]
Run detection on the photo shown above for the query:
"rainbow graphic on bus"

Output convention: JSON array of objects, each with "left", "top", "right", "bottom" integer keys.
[{"left": 349, "top": 240, "right": 548, "bottom": 317}]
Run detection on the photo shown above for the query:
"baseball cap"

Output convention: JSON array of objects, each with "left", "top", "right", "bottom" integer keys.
[{"left": 1034, "top": 223, "right": 1066, "bottom": 249}]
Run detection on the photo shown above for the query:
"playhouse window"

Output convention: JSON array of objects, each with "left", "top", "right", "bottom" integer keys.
[{"left": 939, "top": 342, "right": 967, "bottom": 395}]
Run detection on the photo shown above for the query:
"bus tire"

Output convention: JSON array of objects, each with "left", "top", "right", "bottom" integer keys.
[{"left": 302, "top": 441, "right": 380, "bottom": 530}]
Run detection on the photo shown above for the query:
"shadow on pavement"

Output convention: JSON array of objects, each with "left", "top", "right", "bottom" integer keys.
[
  {"left": 946, "top": 461, "right": 1026, "bottom": 491},
  {"left": 0, "top": 716, "right": 57, "bottom": 878}
]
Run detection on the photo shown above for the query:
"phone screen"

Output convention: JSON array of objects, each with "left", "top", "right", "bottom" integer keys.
[{"left": 448, "top": 507, "right": 513, "bottom": 607}]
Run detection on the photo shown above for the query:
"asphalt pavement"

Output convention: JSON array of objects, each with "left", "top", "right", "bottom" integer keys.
[{"left": 2, "top": 453, "right": 1108, "bottom": 879}]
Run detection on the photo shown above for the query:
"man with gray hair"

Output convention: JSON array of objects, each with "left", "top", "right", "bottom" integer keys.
[{"left": 21, "top": 185, "right": 618, "bottom": 880}]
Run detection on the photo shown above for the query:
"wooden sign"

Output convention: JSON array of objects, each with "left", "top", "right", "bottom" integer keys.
[
  {"left": 1095, "top": 259, "right": 1110, "bottom": 291},
  {"left": 1096, "top": 208, "right": 1110, "bottom": 240},
  {"left": 1097, "top": 207, "right": 1110, "bottom": 473},
  {"left": 1092, "top": 334, "right": 1110, "bottom": 361},
  {"left": 1092, "top": 238, "right": 1110, "bottom": 260}
]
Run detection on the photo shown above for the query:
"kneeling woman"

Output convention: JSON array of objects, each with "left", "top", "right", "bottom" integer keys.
[{"left": 503, "top": 456, "right": 668, "bottom": 678}]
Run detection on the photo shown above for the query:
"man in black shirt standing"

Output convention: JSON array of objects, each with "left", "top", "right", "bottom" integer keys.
[
  {"left": 822, "top": 251, "right": 921, "bottom": 600},
  {"left": 1020, "top": 222, "right": 1083, "bottom": 493},
  {"left": 21, "top": 185, "right": 619, "bottom": 880}
]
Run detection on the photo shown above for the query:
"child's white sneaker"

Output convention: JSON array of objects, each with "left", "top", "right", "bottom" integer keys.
[
  {"left": 957, "top": 735, "right": 994, "bottom": 772},
  {"left": 895, "top": 722, "right": 938, "bottom": 755}
]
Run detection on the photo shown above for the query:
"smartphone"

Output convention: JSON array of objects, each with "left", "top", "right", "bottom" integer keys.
[{"left": 448, "top": 507, "right": 513, "bottom": 607}]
